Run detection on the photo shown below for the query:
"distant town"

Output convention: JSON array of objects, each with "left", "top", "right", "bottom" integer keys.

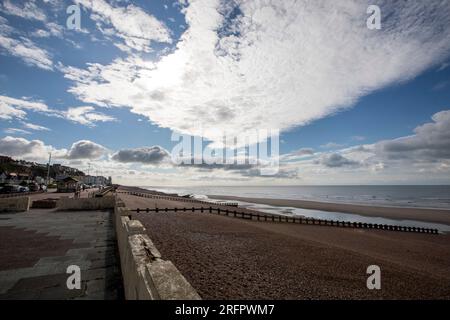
[{"left": 0, "top": 155, "right": 112, "bottom": 194}]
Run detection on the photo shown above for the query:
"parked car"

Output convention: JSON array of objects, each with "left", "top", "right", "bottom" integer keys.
[
  {"left": 18, "top": 186, "right": 29, "bottom": 192},
  {"left": 28, "top": 182, "right": 40, "bottom": 192},
  {"left": 0, "top": 185, "right": 21, "bottom": 194}
]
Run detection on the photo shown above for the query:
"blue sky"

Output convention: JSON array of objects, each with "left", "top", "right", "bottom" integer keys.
[
  {"left": 281, "top": 65, "right": 450, "bottom": 153},
  {"left": 1, "top": 0, "right": 450, "bottom": 185}
]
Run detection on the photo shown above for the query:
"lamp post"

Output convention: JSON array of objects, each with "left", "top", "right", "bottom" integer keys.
[{"left": 45, "top": 152, "right": 52, "bottom": 191}]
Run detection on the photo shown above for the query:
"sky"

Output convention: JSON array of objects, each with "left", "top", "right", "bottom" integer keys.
[{"left": 0, "top": 0, "right": 450, "bottom": 186}]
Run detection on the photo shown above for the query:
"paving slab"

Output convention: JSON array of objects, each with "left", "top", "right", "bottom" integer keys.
[{"left": 0, "top": 210, "right": 123, "bottom": 300}]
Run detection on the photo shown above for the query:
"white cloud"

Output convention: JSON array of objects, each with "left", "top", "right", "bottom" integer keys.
[
  {"left": 111, "top": 146, "right": 170, "bottom": 164},
  {"left": 0, "top": 137, "right": 106, "bottom": 162},
  {"left": 31, "top": 23, "right": 63, "bottom": 38},
  {"left": 321, "top": 142, "right": 345, "bottom": 149},
  {"left": 0, "top": 9, "right": 59, "bottom": 70},
  {"left": 0, "top": 103, "right": 27, "bottom": 120},
  {"left": 0, "top": 16, "right": 13, "bottom": 34},
  {"left": 1, "top": 0, "right": 47, "bottom": 22},
  {"left": 374, "top": 110, "right": 450, "bottom": 161},
  {"left": 46, "top": 22, "right": 64, "bottom": 37},
  {"left": 65, "top": 140, "right": 107, "bottom": 159},
  {"left": 280, "top": 148, "right": 314, "bottom": 161},
  {"left": 0, "top": 136, "right": 66, "bottom": 161},
  {"left": 438, "top": 62, "right": 450, "bottom": 72},
  {"left": 65, "top": 0, "right": 450, "bottom": 146},
  {"left": 315, "top": 153, "right": 360, "bottom": 168},
  {"left": 278, "top": 110, "right": 450, "bottom": 184},
  {"left": 2, "top": 108, "right": 448, "bottom": 185},
  {"left": 65, "top": 106, "right": 116, "bottom": 126},
  {"left": 0, "top": 95, "right": 52, "bottom": 119},
  {"left": 0, "top": 34, "right": 53, "bottom": 70},
  {"left": 22, "top": 122, "right": 51, "bottom": 131},
  {"left": 75, "top": 0, "right": 172, "bottom": 52},
  {"left": 31, "top": 29, "right": 51, "bottom": 38},
  {"left": 0, "top": 95, "right": 115, "bottom": 127},
  {"left": 4, "top": 128, "right": 31, "bottom": 135},
  {"left": 0, "top": 96, "right": 48, "bottom": 113}
]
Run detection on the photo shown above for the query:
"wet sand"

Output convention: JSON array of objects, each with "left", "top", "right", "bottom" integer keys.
[
  {"left": 119, "top": 188, "right": 450, "bottom": 299},
  {"left": 209, "top": 195, "right": 450, "bottom": 225}
]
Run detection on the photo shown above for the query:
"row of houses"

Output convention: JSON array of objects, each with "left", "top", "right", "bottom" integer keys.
[
  {"left": 0, "top": 155, "right": 112, "bottom": 193},
  {"left": 0, "top": 171, "right": 112, "bottom": 193},
  {"left": 56, "top": 175, "right": 112, "bottom": 186},
  {"left": 0, "top": 172, "right": 49, "bottom": 185},
  {"left": 56, "top": 175, "right": 112, "bottom": 192}
]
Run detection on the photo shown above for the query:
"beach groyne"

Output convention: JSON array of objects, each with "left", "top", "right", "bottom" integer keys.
[
  {"left": 210, "top": 195, "right": 450, "bottom": 226},
  {"left": 114, "top": 197, "right": 201, "bottom": 300},
  {"left": 121, "top": 191, "right": 440, "bottom": 235},
  {"left": 117, "top": 190, "right": 225, "bottom": 206}
]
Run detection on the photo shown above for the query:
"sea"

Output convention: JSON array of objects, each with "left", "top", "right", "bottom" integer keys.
[
  {"left": 143, "top": 185, "right": 450, "bottom": 209},
  {"left": 142, "top": 185, "right": 450, "bottom": 232}
]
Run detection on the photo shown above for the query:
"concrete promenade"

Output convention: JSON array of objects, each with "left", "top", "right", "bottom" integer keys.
[{"left": 0, "top": 189, "right": 122, "bottom": 300}]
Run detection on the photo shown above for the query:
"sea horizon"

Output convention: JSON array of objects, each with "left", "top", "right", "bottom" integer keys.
[{"left": 140, "top": 185, "right": 450, "bottom": 210}]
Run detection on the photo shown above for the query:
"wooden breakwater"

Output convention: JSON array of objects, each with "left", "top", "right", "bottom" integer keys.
[
  {"left": 117, "top": 190, "right": 238, "bottom": 206},
  {"left": 118, "top": 191, "right": 439, "bottom": 234},
  {"left": 125, "top": 200, "right": 440, "bottom": 235}
]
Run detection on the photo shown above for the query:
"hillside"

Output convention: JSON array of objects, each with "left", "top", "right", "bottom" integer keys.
[{"left": 0, "top": 156, "right": 85, "bottom": 179}]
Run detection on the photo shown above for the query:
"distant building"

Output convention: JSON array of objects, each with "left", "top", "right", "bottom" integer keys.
[
  {"left": 57, "top": 176, "right": 80, "bottom": 193},
  {"left": 34, "top": 176, "right": 45, "bottom": 184},
  {"left": 5, "top": 173, "right": 18, "bottom": 184},
  {"left": 17, "top": 173, "right": 30, "bottom": 182},
  {"left": 77, "top": 175, "right": 110, "bottom": 186},
  {"left": 76, "top": 175, "right": 92, "bottom": 185},
  {"left": 0, "top": 172, "right": 7, "bottom": 183}
]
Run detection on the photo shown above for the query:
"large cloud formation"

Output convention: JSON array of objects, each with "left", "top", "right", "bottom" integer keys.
[
  {"left": 0, "top": 137, "right": 108, "bottom": 161},
  {"left": 317, "top": 153, "right": 360, "bottom": 168},
  {"left": 65, "top": 0, "right": 450, "bottom": 145},
  {"left": 111, "top": 146, "right": 170, "bottom": 164},
  {"left": 282, "top": 109, "right": 450, "bottom": 184},
  {"left": 375, "top": 110, "right": 450, "bottom": 161},
  {"left": 0, "top": 136, "right": 66, "bottom": 161},
  {"left": 66, "top": 140, "right": 107, "bottom": 159}
]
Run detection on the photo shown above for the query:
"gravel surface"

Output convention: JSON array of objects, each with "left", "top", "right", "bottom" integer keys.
[{"left": 119, "top": 189, "right": 450, "bottom": 299}]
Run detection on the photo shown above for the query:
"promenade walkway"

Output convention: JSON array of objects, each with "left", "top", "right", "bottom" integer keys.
[{"left": 0, "top": 204, "right": 122, "bottom": 299}]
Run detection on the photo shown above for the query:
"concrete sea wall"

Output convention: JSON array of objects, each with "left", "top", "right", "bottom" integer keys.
[
  {"left": 57, "top": 196, "right": 115, "bottom": 211},
  {"left": 0, "top": 196, "right": 30, "bottom": 213},
  {"left": 114, "top": 198, "right": 201, "bottom": 300}
]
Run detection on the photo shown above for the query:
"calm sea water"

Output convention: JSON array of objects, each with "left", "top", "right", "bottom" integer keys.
[
  {"left": 143, "top": 185, "right": 450, "bottom": 232},
  {"left": 144, "top": 185, "right": 450, "bottom": 209}
]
